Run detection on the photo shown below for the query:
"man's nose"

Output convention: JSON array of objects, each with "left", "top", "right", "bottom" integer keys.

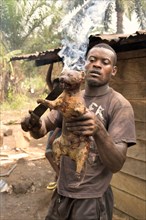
[{"left": 93, "top": 60, "right": 102, "bottom": 68}]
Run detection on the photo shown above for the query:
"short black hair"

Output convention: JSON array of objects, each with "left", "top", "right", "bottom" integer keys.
[{"left": 86, "top": 43, "right": 117, "bottom": 65}]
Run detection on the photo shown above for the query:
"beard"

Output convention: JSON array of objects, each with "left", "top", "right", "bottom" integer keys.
[{"left": 86, "top": 77, "right": 107, "bottom": 87}]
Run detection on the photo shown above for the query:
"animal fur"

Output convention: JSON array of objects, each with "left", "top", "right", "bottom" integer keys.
[{"left": 37, "top": 69, "right": 90, "bottom": 174}]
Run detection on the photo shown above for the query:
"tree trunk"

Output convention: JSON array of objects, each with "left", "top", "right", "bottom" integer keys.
[
  {"left": 116, "top": 11, "right": 124, "bottom": 33},
  {"left": 115, "top": 0, "right": 124, "bottom": 33},
  {"left": 3, "top": 71, "right": 10, "bottom": 99}
]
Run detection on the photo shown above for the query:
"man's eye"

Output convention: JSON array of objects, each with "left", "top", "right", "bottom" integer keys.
[
  {"left": 89, "top": 56, "right": 96, "bottom": 62},
  {"left": 103, "top": 59, "right": 110, "bottom": 65}
]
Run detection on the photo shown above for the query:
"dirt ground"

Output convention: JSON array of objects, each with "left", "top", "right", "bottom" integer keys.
[
  {"left": 0, "top": 110, "right": 124, "bottom": 220},
  {"left": 0, "top": 159, "right": 54, "bottom": 220},
  {"left": 0, "top": 110, "right": 55, "bottom": 220}
]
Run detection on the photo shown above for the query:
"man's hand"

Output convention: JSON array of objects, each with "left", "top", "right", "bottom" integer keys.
[
  {"left": 66, "top": 109, "right": 100, "bottom": 136},
  {"left": 21, "top": 110, "right": 42, "bottom": 132}
]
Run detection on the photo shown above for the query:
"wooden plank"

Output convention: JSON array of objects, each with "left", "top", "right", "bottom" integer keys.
[
  {"left": 116, "top": 57, "right": 146, "bottom": 81},
  {"left": 117, "top": 48, "right": 146, "bottom": 60},
  {"left": 129, "top": 100, "right": 146, "bottom": 123},
  {"left": 111, "top": 172, "right": 146, "bottom": 200},
  {"left": 121, "top": 157, "right": 146, "bottom": 180},
  {"left": 127, "top": 140, "right": 146, "bottom": 161},
  {"left": 135, "top": 121, "right": 146, "bottom": 140},
  {"left": 110, "top": 82, "right": 146, "bottom": 99},
  {"left": 112, "top": 187, "right": 146, "bottom": 220},
  {"left": 113, "top": 208, "right": 136, "bottom": 220}
]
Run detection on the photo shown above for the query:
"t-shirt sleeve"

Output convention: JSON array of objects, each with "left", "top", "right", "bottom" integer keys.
[
  {"left": 46, "top": 109, "right": 62, "bottom": 128},
  {"left": 108, "top": 101, "right": 136, "bottom": 147}
]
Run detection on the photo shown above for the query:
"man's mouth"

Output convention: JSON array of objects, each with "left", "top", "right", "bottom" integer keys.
[{"left": 88, "top": 70, "right": 101, "bottom": 77}]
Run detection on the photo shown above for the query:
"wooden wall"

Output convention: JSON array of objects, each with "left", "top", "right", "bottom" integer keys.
[{"left": 110, "top": 48, "right": 146, "bottom": 219}]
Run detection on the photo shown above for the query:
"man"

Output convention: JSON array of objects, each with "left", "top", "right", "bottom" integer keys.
[{"left": 21, "top": 43, "right": 136, "bottom": 220}]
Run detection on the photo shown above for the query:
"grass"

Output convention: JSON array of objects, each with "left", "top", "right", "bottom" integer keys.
[{"left": 1, "top": 94, "right": 35, "bottom": 111}]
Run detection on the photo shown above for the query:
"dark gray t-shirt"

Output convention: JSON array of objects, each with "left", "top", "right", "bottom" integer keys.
[{"left": 47, "top": 85, "right": 136, "bottom": 199}]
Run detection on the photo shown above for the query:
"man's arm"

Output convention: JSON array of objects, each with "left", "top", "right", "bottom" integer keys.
[
  {"left": 21, "top": 111, "right": 56, "bottom": 139},
  {"left": 46, "top": 63, "right": 53, "bottom": 91},
  {"left": 93, "top": 122, "right": 127, "bottom": 173}
]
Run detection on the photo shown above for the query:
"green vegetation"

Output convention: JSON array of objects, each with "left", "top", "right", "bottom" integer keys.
[
  {"left": 0, "top": 0, "right": 146, "bottom": 108},
  {"left": 1, "top": 94, "right": 33, "bottom": 111},
  {"left": 103, "top": 0, "right": 146, "bottom": 33},
  {"left": 1, "top": 74, "right": 47, "bottom": 111}
]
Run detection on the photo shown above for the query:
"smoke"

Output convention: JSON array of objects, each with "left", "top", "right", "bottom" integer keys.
[{"left": 58, "top": 0, "right": 111, "bottom": 71}]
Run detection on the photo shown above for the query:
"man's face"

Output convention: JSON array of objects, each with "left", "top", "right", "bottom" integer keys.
[{"left": 85, "top": 47, "right": 117, "bottom": 87}]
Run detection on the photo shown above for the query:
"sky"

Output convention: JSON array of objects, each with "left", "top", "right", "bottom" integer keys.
[
  {"left": 123, "top": 13, "right": 140, "bottom": 34},
  {"left": 110, "top": 7, "right": 140, "bottom": 34}
]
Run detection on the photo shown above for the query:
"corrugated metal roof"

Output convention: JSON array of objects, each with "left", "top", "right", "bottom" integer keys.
[
  {"left": 90, "top": 30, "right": 146, "bottom": 42},
  {"left": 10, "top": 30, "right": 146, "bottom": 66},
  {"left": 88, "top": 30, "right": 146, "bottom": 53},
  {"left": 10, "top": 48, "right": 62, "bottom": 65}
]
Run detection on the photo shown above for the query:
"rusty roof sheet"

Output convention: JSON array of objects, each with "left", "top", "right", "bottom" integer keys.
[
  {"left": 90, "top": 30, "right": 146, "bottom": 41},
  {"left": 88, "top": 30, "right": 146, "bottom": 52},
  {"left": 10, "top": 30, "right": 146, "bottom": 65},
  {"left": 10, "top": 48, "right": 62, "bottom": 64}
]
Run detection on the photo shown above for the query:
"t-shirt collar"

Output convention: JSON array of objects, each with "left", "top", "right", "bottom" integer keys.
[{"left": 85, "top": 84, "right": 110, "bottom": 97}]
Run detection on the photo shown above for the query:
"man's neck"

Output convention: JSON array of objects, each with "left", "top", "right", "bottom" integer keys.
[{"left": 85, "top": 84, "right": 109, "bottom": 97}]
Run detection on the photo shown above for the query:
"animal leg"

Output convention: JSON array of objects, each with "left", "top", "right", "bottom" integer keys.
[
  {"left": 75, "top": 143, "right": 89, "bottom": 174},
  {"left": 37, "top": 99, "right": 56, "bottom": 109}
]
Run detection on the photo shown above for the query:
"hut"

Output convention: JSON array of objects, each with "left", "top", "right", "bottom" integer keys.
[
  {"left": 11, "top": 30, "right": 146, "bottom": 219},
  {"left": 88, "top": 30, "right": 146, "bottom": 220}
]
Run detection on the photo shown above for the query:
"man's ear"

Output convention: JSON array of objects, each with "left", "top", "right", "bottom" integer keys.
[{"left": 112, "top": 66, "right": 117, "bottom": 77}]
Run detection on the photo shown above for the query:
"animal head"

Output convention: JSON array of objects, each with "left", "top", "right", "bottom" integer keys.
[{"left": 59, "top": 69, "right": 85, "bottom": 91}]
